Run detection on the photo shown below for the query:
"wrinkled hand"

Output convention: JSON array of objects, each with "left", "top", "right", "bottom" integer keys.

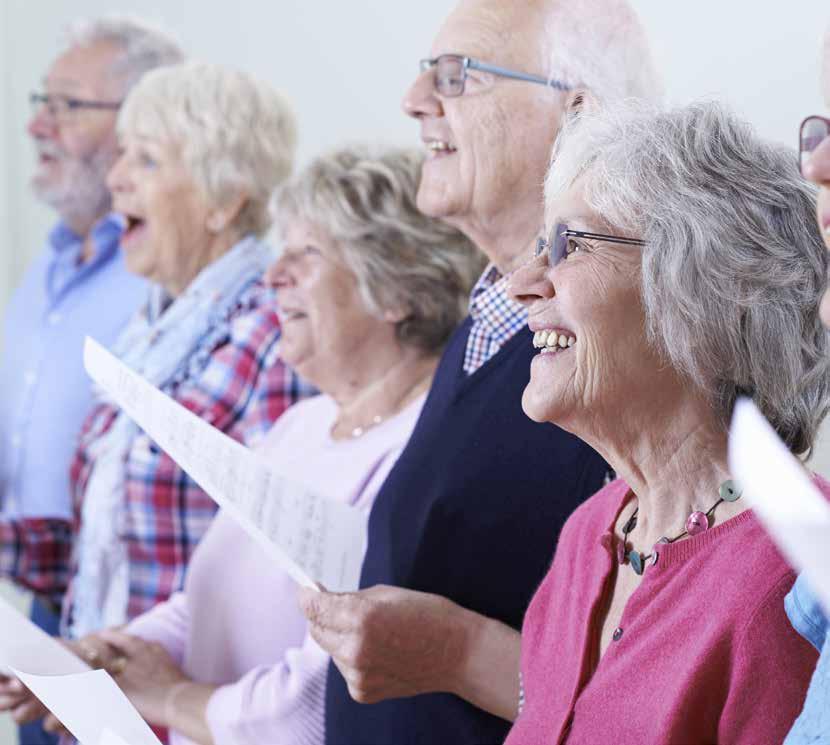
[
  {"left": 299, "top": 584, "right": 470, "bottom": 704},
  {"left": 0, "top": 675, "right": 46, "bottom": 725},
  {"left": 98, "top": 629, "right": 190, "bottom": 726}
]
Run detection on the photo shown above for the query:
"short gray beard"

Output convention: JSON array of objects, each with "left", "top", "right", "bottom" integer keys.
[{"left": 32, "top": 144, "right": 115, "bottom": 231}]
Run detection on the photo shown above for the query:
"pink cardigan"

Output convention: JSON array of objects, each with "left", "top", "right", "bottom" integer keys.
[{"left": 505, "top": 478, "right": 820, "bottom": 745}]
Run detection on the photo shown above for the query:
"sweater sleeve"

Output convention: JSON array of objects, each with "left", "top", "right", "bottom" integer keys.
[
  {"left": 125, "top": 591, "right": 190, "bottom": 667},
  {"left": 719, "top": 572, "right": 818, "bottom": 744},
  {"left": 204, "top": 631, "right": 328, "bottom": 745}
]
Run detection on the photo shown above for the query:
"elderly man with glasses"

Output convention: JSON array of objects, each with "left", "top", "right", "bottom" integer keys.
[
  {"left": 301, "top": 1, "right": 662, "bottom": 744},
  {"left": 0, "top": 17, "right": 181, "bottom": 745}
]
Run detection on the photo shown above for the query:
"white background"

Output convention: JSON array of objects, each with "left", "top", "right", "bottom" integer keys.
[{"left": 0, "top": 1, "right": 829, "bottom": 740}]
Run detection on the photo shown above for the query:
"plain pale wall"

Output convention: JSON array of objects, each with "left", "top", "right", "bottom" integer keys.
[{"left": 0, "top": 1, "right": 828, "bottom": 741}]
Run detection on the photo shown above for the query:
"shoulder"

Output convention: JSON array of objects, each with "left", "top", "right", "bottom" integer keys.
[
  {"left": 558, "top": 478, "right": 627, "bottom": 544},
  {"left": 224, "top": 281, "right": 282, "bottom": 348}
]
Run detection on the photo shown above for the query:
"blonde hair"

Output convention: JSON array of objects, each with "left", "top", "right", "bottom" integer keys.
[{"left": 119, "top": 61, "right": 297, "bottom": 236}]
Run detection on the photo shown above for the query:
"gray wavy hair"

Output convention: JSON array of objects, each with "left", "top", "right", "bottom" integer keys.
[
  {"left": 63, "top": 16, "right": 184, "bottom": 92},
  {"left": 274, "top": 145, "right": 485, "bottom": 354},
  {"left": 119, "top": 61, "right": 297, "bottom": 237},
  {"left": 546, "top": 101, "right": 830, "bottom": 456}
]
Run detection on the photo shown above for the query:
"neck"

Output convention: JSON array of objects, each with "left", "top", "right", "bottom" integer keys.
[
  {"left": 570, "top": 385, "right": 743, "bottom": 550},
  {"left": 449, "top": 202, "right": 541, "bottom": 275},
  {"left": 163, "top": 230, "right": 243, "bottom": 298},
  {"left": 328, "top": 346, "right": 437, "bottom": 440}
]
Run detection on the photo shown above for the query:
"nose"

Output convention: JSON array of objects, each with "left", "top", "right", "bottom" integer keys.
[
  {"left": 106, "top": 151, "right": 131, "bottom": 195},
  {"left": 401, "top": 67, "right": 444, "bottom": 120},
  {"left": 264, "top": 252, "right": 293, "bottom": 288},
  {"left": 804, "top": 135, "right": 830, "bottom": 185},
  {"left": 27, "top": 105, "right": 57, "bottom": 140},
  {"left": 508, "top": 254, "right": 556, "bottom": 308}
]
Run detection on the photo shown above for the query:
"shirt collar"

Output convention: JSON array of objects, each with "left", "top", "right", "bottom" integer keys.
[
  {"left": 48, "top": 213, "right": 123, "bottom": 264},
  {"left": 468, "top": 262, "right": 528, "bottom": 332}
]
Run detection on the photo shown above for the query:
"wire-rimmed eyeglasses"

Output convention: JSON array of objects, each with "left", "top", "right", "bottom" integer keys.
[
  {"left": 799, "top": 115, "right": 830, "bottom": 178},
  {"left": 419, "top": 54, "right": 571, "bottom": 98},
  {"left": 535, "top": 222, "right": 646, "bottom": 268},
  {"left": 30, "top": 92, "right": 121, "bottom": 121}
]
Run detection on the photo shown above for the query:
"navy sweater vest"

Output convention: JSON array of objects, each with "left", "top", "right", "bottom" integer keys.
[{"left": 325, "top": 318, "right": 608, "bottom": 745}]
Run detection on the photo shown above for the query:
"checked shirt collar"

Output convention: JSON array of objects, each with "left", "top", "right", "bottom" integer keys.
[{"left": 463, "top": 263, "right": 528, "bottom": 375}]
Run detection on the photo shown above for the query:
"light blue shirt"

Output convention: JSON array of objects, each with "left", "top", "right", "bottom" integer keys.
[
  {"left": 0, "top": 215, "right": 147, "bottom": 519},
  {"left": 783, "top": 574, "right": 830, "bottom": 744}
]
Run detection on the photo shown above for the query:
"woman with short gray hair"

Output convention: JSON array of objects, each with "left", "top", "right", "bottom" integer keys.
[
  {"left": 505, "top": 100, "right": 830, "bottom": 743},
  {"left": 40, "top": 145, "right": 482, "bottom": 745}
]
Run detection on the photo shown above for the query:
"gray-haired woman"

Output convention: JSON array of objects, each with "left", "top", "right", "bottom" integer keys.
[
  {"left": 303, "top": 102, "right": 830, "bottom": 745},
  {"left": 45, "top": 146, "right": 483, "bottom": 745}
]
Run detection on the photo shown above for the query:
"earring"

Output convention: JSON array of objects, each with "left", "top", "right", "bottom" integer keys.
[{"left": 207, "top": 214, "right": 225, "bottom": 233}]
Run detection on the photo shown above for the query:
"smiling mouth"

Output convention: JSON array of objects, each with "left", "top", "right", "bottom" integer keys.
[
  {"left": 425, "top": 139, "right": 457, "bottom": 158},
  {"left": 533, "top": 328, "right": 577, "bottom": 355},
  {"left": 278, "top": 309, "right": 307, "bottom": 323}
]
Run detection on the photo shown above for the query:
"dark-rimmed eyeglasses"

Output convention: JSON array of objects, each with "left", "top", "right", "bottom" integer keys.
[
  {"left": 30, "top": 92, "right": 121, "bottom": 121},
  {"left": 799, "top": 115, "right": 830, "bottom": 177},
  {"left": 535, "top": 222, "right": 645, "bottom": 268},
  {"left": 419, "top": 54, "right": 571, "bottom": 98}
]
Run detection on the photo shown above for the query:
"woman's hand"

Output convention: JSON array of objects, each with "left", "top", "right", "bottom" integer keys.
[
  {"left": 299, "top": 584, "right": 521, "bottom": 720},
  {"left": 98, "top": 630, "right": 216, "bottom": 744},
  {"left": 0, "top": 675, "right": 46, "bottom": 725},
  {"left": 96, "top": 630, "right": 190, "bottom": 726}
]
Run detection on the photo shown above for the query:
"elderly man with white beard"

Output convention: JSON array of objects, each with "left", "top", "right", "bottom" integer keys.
[
  {"left": 0, "top": 18, "right": 181, "bottom": 745},
  {"left": 303, "top": 1, "right": 663, "bottom": 744}
]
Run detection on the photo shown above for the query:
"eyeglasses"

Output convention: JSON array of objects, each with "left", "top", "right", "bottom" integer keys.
[
  {"left": 30, "top": 92, "right": 121, "bottom": 121},
  {"left": 419, "top": 54, "right": 571, "bottom": 98},
  {"left": 799, "top": 115, "right": 830, "bottom": 177},
  {"left": 535, "top": 222, "right": 645, "bottom": 268}
]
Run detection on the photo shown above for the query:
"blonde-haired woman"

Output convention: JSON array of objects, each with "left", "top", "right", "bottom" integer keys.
[{"left": 2, "top": 60, "right": 309, "bottom": 731}]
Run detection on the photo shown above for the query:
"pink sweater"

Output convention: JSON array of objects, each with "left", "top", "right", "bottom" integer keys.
[
  {"left": 505, "top": 478, "right": 820, "bottom": 745},
  {"left": 127, "top": 393, "right": 424, "bottom": 745}
]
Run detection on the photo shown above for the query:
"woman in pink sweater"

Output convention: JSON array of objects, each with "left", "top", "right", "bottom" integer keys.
[
  {"left": 51, "top": 146, "right": 482, "bottom": 744},
  {"left": 503, "top": 102, "right": 829, "bottom": 744},
  {"left": 304, "top": 103, "right": 830, "bottom": 745}
]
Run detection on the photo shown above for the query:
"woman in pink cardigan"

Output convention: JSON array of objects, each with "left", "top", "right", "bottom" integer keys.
[
  {"left": 503, "top": 102, "right": 830, "bottom": 744},
  {"left": 304, "top": 102, "right": 830, "bottom": 745}
]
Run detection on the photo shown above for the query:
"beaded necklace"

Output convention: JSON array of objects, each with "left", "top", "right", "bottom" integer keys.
[{"left": 618, "top": 480, "right": 742, "bottom": 575}]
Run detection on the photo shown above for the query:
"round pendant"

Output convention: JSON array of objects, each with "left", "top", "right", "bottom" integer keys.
[
  {"left": 628, "top": 550, "right": 644, "bottom": 575},
  {"left": 719, "top": 480, "right": 741, "bottom": 503},
  {"left": 685, "top": 511, "right": 710, "bottom": 536}
]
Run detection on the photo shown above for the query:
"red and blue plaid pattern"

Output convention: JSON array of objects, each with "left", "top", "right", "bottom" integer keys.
[
  {"left": 462, "top": 264, "right": 529, "bottom": 375},
  {"left": 0, "top": 283, "right": 312, "bottom": 620}
]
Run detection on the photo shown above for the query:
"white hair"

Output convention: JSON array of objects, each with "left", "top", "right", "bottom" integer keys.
[
  {"left": 62, "top": 16, "right": 184, "bottom": 93},
  {"left": 119, "top": 61, "right": 297, "bottom": 237},
  {"left": 543, "top": 0, "right": 663, "bottom": 105},
  {"left": 546, "top": 100, "right": 830, "bottom": 456}
]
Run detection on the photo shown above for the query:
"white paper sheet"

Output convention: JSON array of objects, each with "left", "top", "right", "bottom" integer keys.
[
  {"left": 83, "top": 335, "right": 368, "bottom": 592},
  {"left": 0, "top": 595, "right": 161, "bottom": 745},
  {"left": 728, "top": 398, "right": 830, "bottom": 616},
  {"left": 12, "top": 668, "right": 162, "bottom": 745}
]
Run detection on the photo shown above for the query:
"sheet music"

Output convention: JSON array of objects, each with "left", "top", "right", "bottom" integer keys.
[
  {"left": 0, "top": 595, "right": 161, "bottom": 745},
  {"left": 13, "top": 669, "right": 162, "bottom": 745},
  {"left": 83, "top": 336, "right": 368, "bottom": 592},
  {"left": 729, "top": 398, "right": 830, "bottom": 616}
]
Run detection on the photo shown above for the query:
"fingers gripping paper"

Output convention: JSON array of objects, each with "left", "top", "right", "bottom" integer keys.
[
  {"left": 83, "top": 336, "right": 367, "bottom": 592},
  {"left": 729, "top": 398, "right": 830, "bottom": 616},
  {"left": 0, "top": 596, "right": 161, "bottom": 745}
]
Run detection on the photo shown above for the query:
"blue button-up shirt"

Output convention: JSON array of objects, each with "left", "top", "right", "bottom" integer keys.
[{"left": 0, "top": 215, "right": 147, "bottom": 519}]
